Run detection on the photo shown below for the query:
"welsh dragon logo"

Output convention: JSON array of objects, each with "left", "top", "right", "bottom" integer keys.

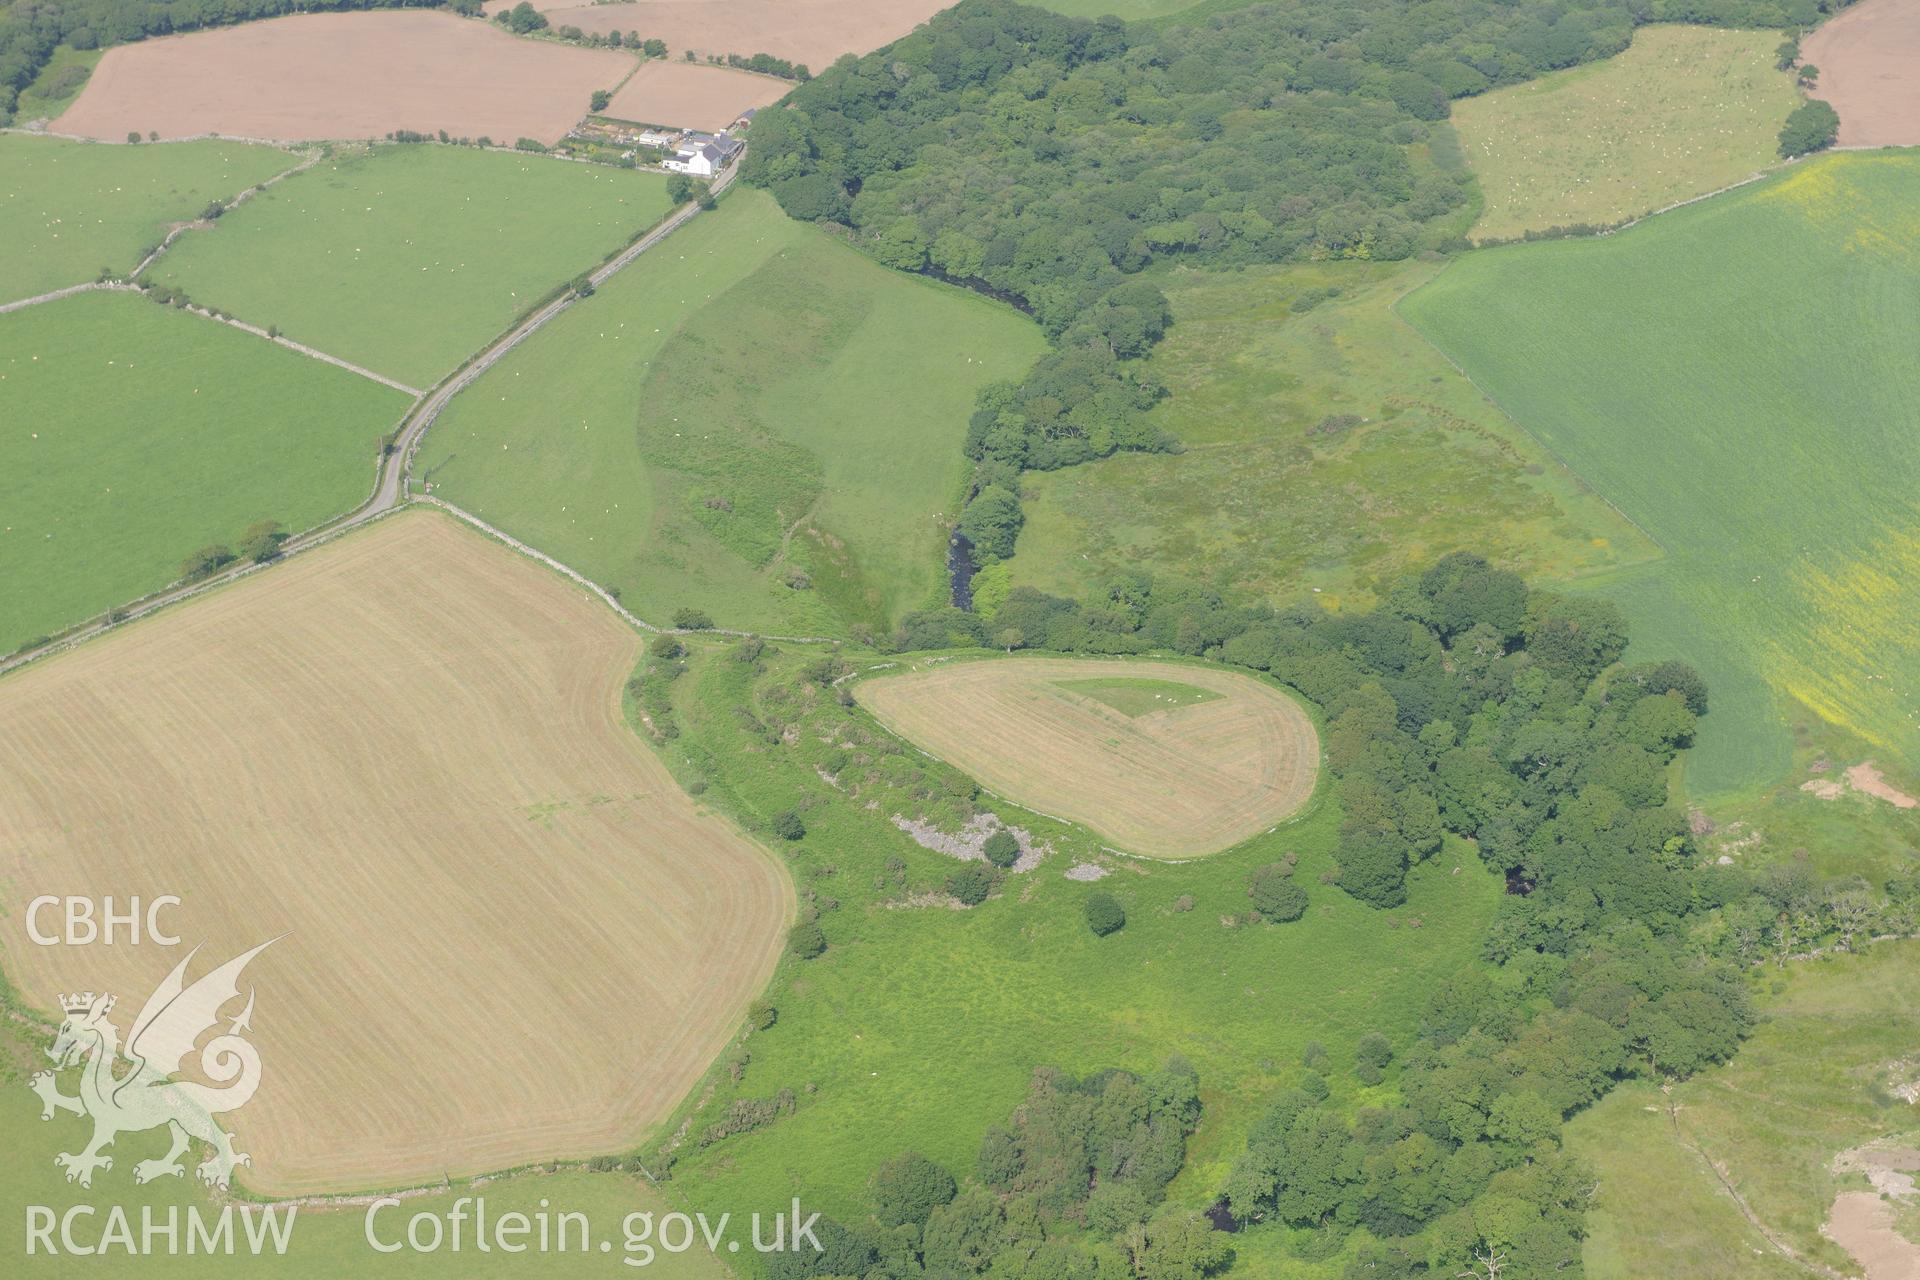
[{"left": 31, "top": 939, "right": 276, "bottom": 1190}]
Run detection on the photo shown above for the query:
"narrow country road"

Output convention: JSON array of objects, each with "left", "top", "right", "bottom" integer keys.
[{"left": 0, "top": 156, "right": 740, "bottom": 678}]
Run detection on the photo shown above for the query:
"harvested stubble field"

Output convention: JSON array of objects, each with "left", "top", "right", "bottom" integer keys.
[
  {"left": 604, "top": 59, "right": 791, "bottom": 131},
  {"left": 0, "top": 134, "right": 292, "bottom": 303},
  {"left": 855, "top": 656, "right": 1320, "bottom": 858},
  {"left": 1403, "top": 152, "right": 1920, "bottom": 796},
  {"left": 0, "top": 510, "right": 792, "bottom": 1195},
  {"left": 148, "top": 143, "right": 671, "bottom": 388},
  {"left": 1453, "top": 24, "right": 1797, "bottom": 242},
  {"left": 0, "top": 290, "right": 410, "bottom": 655},
  {"left": 1803, "top": 0, "right": 1920, "bottom": 147},
  {"left": 54, "top": 12, "right": 634, "bottom": 146},
  {"left": 486, "top": 0, "right": 952, "bottom": 70}
]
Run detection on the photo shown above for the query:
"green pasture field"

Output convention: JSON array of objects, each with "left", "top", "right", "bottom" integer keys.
[
  {"left": 0, "top": 1029, "right": 728, "bottom": 1279},
  {"left": 1454, "top": 25, "right": 1798, "bottom": 243},
  {"left": 147, "top": 144, "right": 673, "bottom": 388},
  {"left": 1012, "top": 258, "right": 1655, "bottom": 614},
  {"left": 13, "top": 46, "right": 103, "bottom": 122},
  {"left": 1568, "top": 940, "right": 1920, "bottom": 1279},
  {"left": 643, "top": 640, "right": 1505, "bottom": 1237},
  {"left": 0, "top": 291, "right": 409, "bottom": 653},
  {"left": 0, "top": 134, "right": 293, "bottom": 304},
  {"left": 418, "top": 189, "right": 1044, "bottom": 637},
  {"left": 1402, "top": 152, "right": 1920, "bottom": 798},
  {"left": 1055, "top": 675, "right": 1223, "bottom": 716}
]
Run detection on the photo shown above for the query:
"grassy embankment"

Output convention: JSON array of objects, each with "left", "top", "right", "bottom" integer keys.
[{"left": 418, "top": 189, "right": 1045, "bottom": 637}]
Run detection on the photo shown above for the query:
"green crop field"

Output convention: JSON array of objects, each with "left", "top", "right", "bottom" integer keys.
[
  {"left": 1569, "top": 941, "right": 1920, "bottom": 1280},
  {"left": 1453, "top": 25, "right": 1798, "bottom": 243},
  {"left": 640, "top": 640, "right": 1505, "bottom": 1234},
  {"left": 0, "top": 1030, "right": 729, "bottom": 1278},
  {"left": 0, "top": 134, "right": 293, "bottom": 304},
  {"left": 147, "top": 145, "right": 673, "bottom": 388},
  {"left": 0, "top": 291, "right": 409, "bottom": 653},
  {"left": 1402, "top": 152, "right": 1920, "bottom": 798},
  {"left": 418, "top": 189, "right": 1045, "bottom": 637},
  {"left": 1010, "top": 258, "right": 1654, "bottom": 614}
]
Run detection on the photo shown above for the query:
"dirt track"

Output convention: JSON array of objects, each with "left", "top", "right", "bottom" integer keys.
[
  {"left": 487, "top": 0, "right": 950, "bottom": 69},
  {"left": 0, "top": 510, "right": 794, "bottom": 1195},
  {"left": 1803, "top": 0, "right": 1920, "bottom": 147},
  {"left": 55, "top": 12, "right": 634, "bottom": 145}
]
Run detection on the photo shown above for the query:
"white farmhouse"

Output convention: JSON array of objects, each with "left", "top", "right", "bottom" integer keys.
[{"left": 663, "top": 132, "right": 744, "bottom": 178}]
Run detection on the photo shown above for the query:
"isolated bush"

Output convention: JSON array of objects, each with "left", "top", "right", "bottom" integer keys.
[
  {"left": 948, "top": 863, "right": 993, "bottom": 906},
  {"left": 673, "top": 607, "right": 714, "bottom": 630},
  {"left": 1248, "top": 864, "right": 1308, "bottom": 922},
  {"left": 590, "top": 89, "right": 611, "bottom": 113},
  {"left": 871, "top": 1151, "right": 956, "bottom": 1228},
  {"left": 1085, "top": 891, "right": 1125, "bottom": 937},
  {"left": 748, "top": 999, "right": 777, "bottom": 1030},
  {"left": 649, "top": 635, "right": 684, "bottom": 660},
  {"left": 982, "top": 830, "right": 1021, "bottom": 869},
  {"left": 771, "top": 810, "right": 806, "bottom": 841},
  {"left": 787, "top": 921, "right": 826, "bottom": 958}
]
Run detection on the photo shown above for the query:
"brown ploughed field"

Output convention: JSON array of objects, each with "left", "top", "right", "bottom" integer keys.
[
  {"left": 55, "top": 12, "right": 635, "bottom": 145},
  {"left": 486, "top": 0, "right": 951, "bottom": 70},
  {"left": 1803, "top": 0, "right": 1920, "bottom": 147},
  {"left": 604, "top": 59, "right": 791, "bottom": 130}
]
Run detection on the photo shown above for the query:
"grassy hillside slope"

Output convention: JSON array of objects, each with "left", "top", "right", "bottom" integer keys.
[
  {"left": 1570, "top": 941, "right": 1920, "bottom": 1279},
  {"left": 1403, "top": 152, "right": 1920, "bottom": 796},
  {"left": 418, "top": 189, "right": 1045, "bottom": 637}
]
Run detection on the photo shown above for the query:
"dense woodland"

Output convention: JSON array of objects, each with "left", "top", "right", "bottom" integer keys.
[{"left": 745, "top": 0, "right": 1854, "bottom": 576}]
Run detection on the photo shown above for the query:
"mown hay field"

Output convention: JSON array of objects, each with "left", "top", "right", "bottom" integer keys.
[
  {"left": 54, "top": 12, "right": 634, "bottom": 147},
  {"left": 855, "top": 656, "right": 1320, "bottom": 857},
  {"left": 0, "top": 134, "right": 293, "bottom": 303},
  {"left": 1011, "top": 257, "right": 1655, "bottom": 616},
  {"left": 1402, "top": 152, "right": 1920, "bottom": 797},
  {"left": 1454, "top": 25, "right": 1797, "bottom": 242},
  {"left": 148, "top": 144, "right": 672, "bottom": 388},
  {"left": 0, "top": 510, "right": 792, "bottom": 1195},
  {"left": 418, "top": 189, "right": 1045, "bottom": 637},
  {"left": 0, "top": 290, "right": 409, "bottom": 654}
]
